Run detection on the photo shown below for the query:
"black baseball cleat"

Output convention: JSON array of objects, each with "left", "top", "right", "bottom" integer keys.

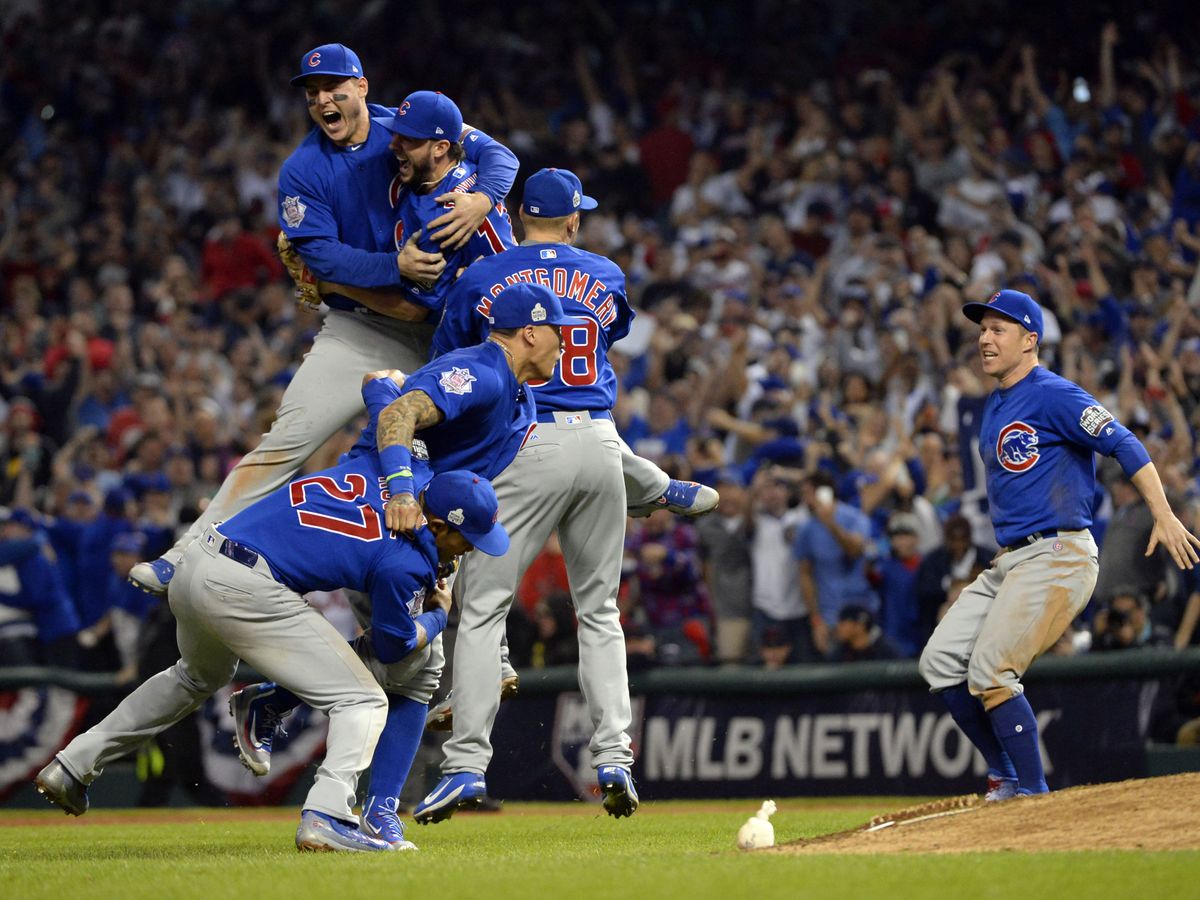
[{"left": 35, "top": 759, "right": 89, "bottom": 816}]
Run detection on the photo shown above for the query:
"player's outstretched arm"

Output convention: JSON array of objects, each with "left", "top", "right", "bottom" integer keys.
[
  {"left": 378, "top": 390, "right": 444, "bottom": 535},
  {"left": 1131, "top": 462, "right": 1200, "bottom": 569}
]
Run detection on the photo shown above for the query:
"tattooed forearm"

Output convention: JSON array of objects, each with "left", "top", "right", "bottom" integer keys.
[{"left": 377, "top": 390, "right": 444, "bottom": 453}]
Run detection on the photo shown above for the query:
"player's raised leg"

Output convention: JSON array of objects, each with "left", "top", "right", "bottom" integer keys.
[{"left": 620, "top": 437, "right": 719, "bottom": 518}]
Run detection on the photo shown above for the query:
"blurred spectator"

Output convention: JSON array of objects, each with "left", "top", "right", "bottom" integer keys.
[
  {"left": 870, "top": 512, "right": 924, "bottom": 658},
  {"left": 748, "top": 469, "right": 813, "bottom": 663},
  {"left": 1091, "top": 588, "right": 1174, "bottom": 652},
  {"left": 105, "top": 531, "right": 160, "bottom": 683},
  {"left": 794, "top": 470, "right": 876, "bottom": 651},
  {"left": 1093, "top": 469, "right": 1171, "bottom": 607},
  {"left": 0, "top": 508, "right": 80, "bottom": 666},
  {"left": 828, "top": 605, "right": 902, "bottom": 663},
  {"left": 696, "top": 476, "right": 754, "bottom": 664},
  {"left": 624, "top": 511, "right": 712, "bottom": 664},
  {"left": 915, "top": 515, "right": 990, "bottom": 638}
]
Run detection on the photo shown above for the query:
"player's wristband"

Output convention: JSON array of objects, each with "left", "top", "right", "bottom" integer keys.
[
  {"left": 415, "top": 608, "right": 448, "bottom": 642},
  {"left": 380, "top": 445, "right": 415, "bottom": 497}
]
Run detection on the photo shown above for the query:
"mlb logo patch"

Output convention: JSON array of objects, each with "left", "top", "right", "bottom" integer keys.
[
  {"left": 438, "top": 366, "right": 477, "bottom": 395},
  {"left": 565, "top": 414, "right": 582, "bottom": 424},
  {"left": 540, "top": 248, "right": 557, "bottom": 259},
  {"left": 282, "top": 195, "right": 307, "bottom": 228}
]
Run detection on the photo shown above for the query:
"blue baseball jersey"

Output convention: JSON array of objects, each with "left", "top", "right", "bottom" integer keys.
[
  {"left": 344, "top": 342, "right": 535, "bottom": 482},
  {"left": 980, "top": 366, "right": 1147, "bottom": 546},
  {"left": 219, "top": 452, "right": 440, "bottom": 659},
  {"left": 433, "top": 243, "right": 634, "bottom": 413},
  {"left": 278, "top": 107, "right": 518, "bottom": 311},
  {"left": 393, "top": 160, "right": 515, "bottom": 312}
]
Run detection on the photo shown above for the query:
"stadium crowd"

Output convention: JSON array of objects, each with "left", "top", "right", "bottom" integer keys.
[{"left": 2, "top": 1, "right": 1200, "bottom": 687}]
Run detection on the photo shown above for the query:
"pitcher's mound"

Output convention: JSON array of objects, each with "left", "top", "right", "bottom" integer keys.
[{"left": 778, "top": 772, "right": 1200, "bottom": 854}]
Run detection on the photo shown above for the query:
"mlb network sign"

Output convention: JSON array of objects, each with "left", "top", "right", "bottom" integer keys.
[
  {"left": 642, "top": 709, "right": 1058, "bottom": 784},
  {"left": 489, "top": 679, "right": 1147, "bottom": 799}
]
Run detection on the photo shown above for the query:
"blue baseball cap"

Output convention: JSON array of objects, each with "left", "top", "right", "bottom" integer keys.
[
  {"left": 377, "top": 90, "right": 463, "bottom": 141},
  {"left": 487, "top": 282, "right": 572, "bottom": 329},
  {"left": 111, "top": 531, "right": 147, "bottom": 555},
  {"left": 522, "top": 168, "right": 598, "bottom": 218},
  {"left": 962, "top": 289, "right": 1044, "bottom": 342},
  {"left": 290, "top": 43, "right": 365, "bottom": 86},
  {"left": 423, "top": 471, "right": 509, "bottom": 556}
]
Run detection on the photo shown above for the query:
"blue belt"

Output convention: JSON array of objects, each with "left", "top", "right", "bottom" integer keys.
[
  {"left": 535, "top": 409, "right": 613, "bottom": 424},
  {"left": 1003, "top": 529, "right": 1058, "bottom": 553},
  {"left": 219, "top": 538, "right": 260, "bottom": 569}
]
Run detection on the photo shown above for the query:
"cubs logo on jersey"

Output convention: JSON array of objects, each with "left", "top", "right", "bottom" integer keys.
[
  {"left": 997, "top": 421, "right": 1039, "bottom": 472},
  {"left": 439, "top": 367, "right": 476, "bottom": 395}
]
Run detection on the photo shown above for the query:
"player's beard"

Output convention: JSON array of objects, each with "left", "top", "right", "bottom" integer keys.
[{"left": 400, "top": 155, "right": 438, "bottom": 194}]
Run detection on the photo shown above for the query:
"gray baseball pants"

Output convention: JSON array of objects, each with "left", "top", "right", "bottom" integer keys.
[
  {"left": 919, "top": 530, "right": 1098, "bottom": 709},
  {"left": 58, "top": 526, "right": 387, "bottom": 822},
  {"left": 442, "top": 411, "right": 634, "bottom": 774}
]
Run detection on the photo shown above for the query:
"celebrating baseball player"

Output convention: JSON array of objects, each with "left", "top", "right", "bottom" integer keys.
[
  {"left": 129, "top": 44, "right": 518, "bottom": 596},
  {"left": 918, "top": 289, "right": 1200, "bottom": 799},
  {"left": 413, "top": 168, "right": 645, "bottom": 824},
  {"left": 226, "top": 282, "right": 564, "bottom": 848},
  {"left": 35, "top": 460, "right": 509, "bottom": 854}
]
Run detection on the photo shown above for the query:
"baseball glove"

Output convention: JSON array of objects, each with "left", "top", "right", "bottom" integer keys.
[{"left": 277, "top": 232, "right": 322, "bottom": 311}]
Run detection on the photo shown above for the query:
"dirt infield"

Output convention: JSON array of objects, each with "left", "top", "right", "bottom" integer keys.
[{"left": 777, "top": 773, "right": 1200, "bottom": 854}]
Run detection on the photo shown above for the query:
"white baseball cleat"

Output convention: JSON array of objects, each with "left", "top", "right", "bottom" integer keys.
[{"left": 628, "top": 480, "right": 719, "bottom": 518}]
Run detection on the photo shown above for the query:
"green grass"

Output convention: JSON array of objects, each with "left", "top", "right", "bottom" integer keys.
[{"left": 0, "top": 800, "right": 1195, "bottom": 900}]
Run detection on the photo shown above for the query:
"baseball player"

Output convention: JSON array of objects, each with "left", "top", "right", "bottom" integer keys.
[
  {"left": 918, "top": 289, "right": 1200, "bottom": 799},
  {"left": 414, "top": 168, "right": 644, "bottom": 824},
  {"left": 129, "top": 44, "right": 518, "bottom": 596},
  {"left": 34, "top": 462, "right": 510, "bottom": 854},
  {"left": 227, "top": 282, "right": 564, "bottom": 847}
]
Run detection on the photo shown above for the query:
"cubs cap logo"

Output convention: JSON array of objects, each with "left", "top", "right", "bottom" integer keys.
[
  {"left": 308, "top": 51, "right": 321, "bottom": 67},
  {"left": 398, "top": 100, "right": 411, "bottom": 116},
  {"left": 996, "top": 421, "right": 1039, "bottom": 472},
  {"left": 447, "top": 509, "right": 464, "bottom": 526}
]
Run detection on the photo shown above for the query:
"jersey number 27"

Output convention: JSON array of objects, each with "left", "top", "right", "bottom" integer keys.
[{"left": 290, "top": 474, "right": 382, "bottom": 542}]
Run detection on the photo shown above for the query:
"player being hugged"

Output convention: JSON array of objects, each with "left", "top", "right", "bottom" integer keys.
[
  {"left": 918, "top": 289, "right": 1200, "bottom": 799},
  {"left": 129, "top": 46, "right": 518, "bottom": 597}
]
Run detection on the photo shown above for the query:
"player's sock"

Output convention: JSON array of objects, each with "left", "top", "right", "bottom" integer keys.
[
  {"left": 937, "top": 683, "right": 1018, "bottom": 781},
  {"left": 259, "top": 683, "right": 302, "bottom": 715},
  {"left": 366, "top": 694, "right": 428, "bottom": 800},
  {"left": 988, "top": 693, "right": 1048, "bottom": 793}
]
